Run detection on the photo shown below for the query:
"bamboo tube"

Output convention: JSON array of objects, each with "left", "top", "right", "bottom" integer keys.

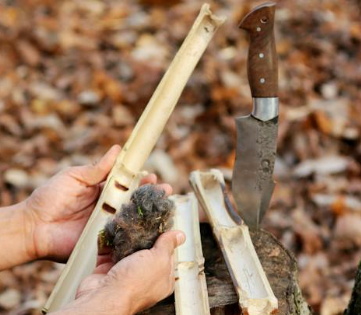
[
  {"left": 171, "top": 193, "right": 210, "bottom": 315},
  {"left": 43, "top": 5, "right": 225, "bottom": 313},
  {"left": 190, "top": 170, "right": 278, "bottom": 315}
]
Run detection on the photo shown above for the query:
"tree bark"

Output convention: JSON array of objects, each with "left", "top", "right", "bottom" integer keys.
[
  {"left": 140, "top": 224, "right": 312, "bottom": 315},
  {"left": 344, "top": 260, "right": 361, "bottom": 315}
]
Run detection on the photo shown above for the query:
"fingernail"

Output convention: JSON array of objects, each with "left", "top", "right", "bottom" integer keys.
[{"left": 176, "top": 232, "right": 186, "bottom": 245}]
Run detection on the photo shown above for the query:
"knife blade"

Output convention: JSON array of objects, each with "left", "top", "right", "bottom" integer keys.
[{"left": 232, "top": 2, "right": 279, "bottom": 230}]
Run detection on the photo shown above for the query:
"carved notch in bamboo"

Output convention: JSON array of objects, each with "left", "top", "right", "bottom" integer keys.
[
  {"left": 190, "top": 170, "right": 278, "bottom": 315},
  {"left": 171, "top": 193, "right": 210, "bottom": 315}
]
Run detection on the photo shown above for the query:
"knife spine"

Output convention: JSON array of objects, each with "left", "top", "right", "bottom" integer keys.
[
  {"left": 171, "top": 193, "right": 210, "bottom": 315},
  {"left": 190, "top": 169, "right": 278, "bottom": 315}
]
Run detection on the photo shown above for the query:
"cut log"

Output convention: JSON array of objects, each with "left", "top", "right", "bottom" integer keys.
[
  {"left": 140, "top": 223, "right": 311, "bottom": 315},
  {"left": 141, "top": 168, "right": 312, "bottom": 315},
  {"left": 140, "top": 224, "right": 312, "bottom": 315}
]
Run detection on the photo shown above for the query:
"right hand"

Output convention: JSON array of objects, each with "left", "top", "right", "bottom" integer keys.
[{"left": 71, "top": 230, "right": 186, "bottom": 315}]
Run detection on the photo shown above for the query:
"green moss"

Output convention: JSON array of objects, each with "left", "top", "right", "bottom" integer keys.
[
  {"left": 98, "top": 229, "right": 114, "bottom": 248},
  {"left": 137, "top": 206, "right": 144, "bottom": 217}
]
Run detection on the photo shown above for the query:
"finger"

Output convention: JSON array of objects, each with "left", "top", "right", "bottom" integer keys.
[
  {"left": 198, "top": 205, "right": 208, "bottom": 223},
  {"left": 97, "top": 242, "right": 113, "bottom": 256},
  {"left": 169, "top": 257, "right": 175, "bottom": 292},
  {"left": 70, "top": 145, "right": 121, "bottom": 186},
  {"left": 93, "top": 261, "right": 114, "bottom": 274},
  {"left": 153, "top": 230, "right": 185, "bottom": 256},
  {"left": 96, "top": 254, "right": 113, "bottom": 266},
  {"left": 99, "top": 181, "right": 106, "bottom": 191},
  {"left": 140, "top": 174, "right": 157, "bottom": 186},
  {"left": 139, "top": 174, "right": 173, "bottom": 195},
  {"left": 156, "top": 183, "right": 172, "bottom": 196}
]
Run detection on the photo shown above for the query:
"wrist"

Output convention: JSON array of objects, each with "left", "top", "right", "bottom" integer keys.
[
  {"left": 0, "top": 201, "right": 37, "bottom": 270},
  {"left": 20, "top": 200, "right": 39, "bottom": 261},
  {"left": 23, "top": 197, "right": 45, "bottom": 260},
  {"left": 24, "top": 195, "right": 56, "bottom": 261}
]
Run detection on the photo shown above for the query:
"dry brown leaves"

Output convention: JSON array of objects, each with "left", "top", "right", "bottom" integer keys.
[{"left": 0, "top": 0, "right": 360, "bottom": 314}]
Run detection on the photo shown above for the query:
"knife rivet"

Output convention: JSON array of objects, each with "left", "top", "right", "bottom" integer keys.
[
  {"left": 257, "top": 27, "right": 261, "bottom": 32},
  {"left": 259, "top": 53, "right": 264, "bottom": 59},
  {"left": 260, "top": 78, "right": 266, "bottom": 84}
]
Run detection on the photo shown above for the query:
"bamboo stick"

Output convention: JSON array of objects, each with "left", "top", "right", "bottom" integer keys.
[
  {"left": 170, "top": 193, "right": 210, "bottom": 315},
  {"left": 189, "top": 170, "right": 278, "bottom": 315},
  {"left": 43, "top": 5, "right": 225, "bottom": 313}
]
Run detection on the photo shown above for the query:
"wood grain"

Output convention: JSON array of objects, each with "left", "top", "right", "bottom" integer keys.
[{"left": 239, "top": 3, "right": 278, "bottom": 98}]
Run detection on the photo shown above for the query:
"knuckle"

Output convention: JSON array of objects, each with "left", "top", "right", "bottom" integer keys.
[
  {"left": 160, "top": 255, "right": 171, "bottom": 268},
  {"left": 62, "top": 166, "right": 82, "bottom": 179},
  {"left": 142, "top": 249, "right": 154, "bottom": 259},
  {"left": 66, "top": 165, "right": 77, "bottom": 173},
  {"left": 60, "top": 166, "right": 72, "bottom": 175},
  {"left": 137, "top": 249, "right": 155, "bottom": 264}
]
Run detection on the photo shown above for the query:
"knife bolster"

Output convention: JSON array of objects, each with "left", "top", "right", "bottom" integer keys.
[{"left": 252, "top": 97, "right": 279, "bottom": 121}]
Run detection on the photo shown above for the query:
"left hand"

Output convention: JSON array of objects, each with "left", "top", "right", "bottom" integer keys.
[{"left": 25, "top": 145, "right": 171, "bottom": 262}]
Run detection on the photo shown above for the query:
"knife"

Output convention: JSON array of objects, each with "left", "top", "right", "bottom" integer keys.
[{"left": 232, "top": 2, "right": 279, "bottom": 230}]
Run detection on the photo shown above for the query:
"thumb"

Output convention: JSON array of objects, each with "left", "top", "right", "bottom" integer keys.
[
  {"left": 153, "top": 230, "right": 186, "bottom": 256},
  {"left": 69, "top": 145, "right": 121, "bottom": 186}
]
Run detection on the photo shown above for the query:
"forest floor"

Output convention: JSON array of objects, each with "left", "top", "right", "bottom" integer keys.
[{"left": 0, "top": 0, "right": 360, "bottom": 314}]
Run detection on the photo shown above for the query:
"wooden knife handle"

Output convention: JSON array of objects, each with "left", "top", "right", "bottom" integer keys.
[{"left": 239, "top": 3, "right": 278, "bottom": 98}]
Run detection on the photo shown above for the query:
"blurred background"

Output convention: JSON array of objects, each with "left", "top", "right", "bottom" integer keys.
[{"left": 0, "top": 0, "right": 360, "bottom": 314}]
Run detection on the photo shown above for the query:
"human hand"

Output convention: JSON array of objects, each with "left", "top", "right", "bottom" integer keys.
[
  {"left": 58, "top": 230, "right": 185, "bottom": 315},
  {"left": 25, "top": 145, "right": 170, "bottom": 262}
]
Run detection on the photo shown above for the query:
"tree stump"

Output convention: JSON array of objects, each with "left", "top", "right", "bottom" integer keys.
[
  {"left": 140, "top": 224, "right": 312, "bottom": 315},
  {"left": 344, "top": 260, "right": 361, "bottom": 315}
]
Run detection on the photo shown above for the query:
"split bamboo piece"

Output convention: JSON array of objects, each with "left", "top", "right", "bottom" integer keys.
[
  {"left": 43, "top": 5, "right": 225, "bottom": 313},
  {"left": 171, "top": 193, "right": 210, "bottom": 315},
  {"left": 190, "top": 169, "right": 278, "bottom": 315}
]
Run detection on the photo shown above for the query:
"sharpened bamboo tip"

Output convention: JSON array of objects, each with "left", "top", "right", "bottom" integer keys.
[
  {"left": 201, "top": 3, "right": 227, "bottom": 26},
  {"left": 116, "top": 3, "right": 226, "bottom": 176}
]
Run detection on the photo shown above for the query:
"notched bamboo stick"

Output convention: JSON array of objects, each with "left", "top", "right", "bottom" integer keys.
[
  {"left": 43, "top": 5, "right": 225, "bottom": 313},
  {"left": 170, "top": 193, "right": 210, "bottom": 315},
  {"left": 190, "top": 170, "right": 278, "bottom": 315}
]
